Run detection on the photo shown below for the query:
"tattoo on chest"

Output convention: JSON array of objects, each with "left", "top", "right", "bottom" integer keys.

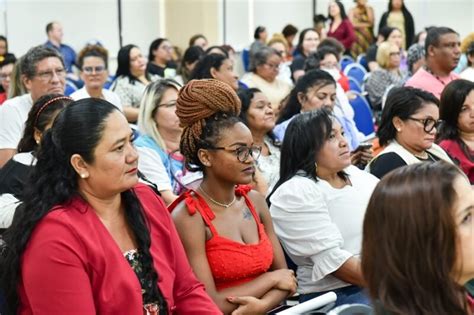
[{"left": 242, "top": 207, "right": 253, "bottom": 220}]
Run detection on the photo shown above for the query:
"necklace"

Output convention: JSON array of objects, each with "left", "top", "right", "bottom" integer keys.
[
  {"left": 414, "top": 151, "right": 429, "bottom": 160},
  {"left": 424, "top": 65, "right": 450, "bottom": 86},
  {"left": 198, "top": 185, "right": 236, "bottom": 208}
]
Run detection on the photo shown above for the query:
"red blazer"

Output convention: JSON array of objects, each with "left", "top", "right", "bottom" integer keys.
[
  {"left": 18, "top": 184, "right": 222, "bottom": 315},
  {"left": 327, "top": 19, "right": 356, "bottom": 50}
]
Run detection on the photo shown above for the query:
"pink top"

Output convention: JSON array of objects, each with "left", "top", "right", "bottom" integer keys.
[
  {"left": 169, "top": 185, "right": 274, "bottom": 291},
  {"left": 404, "top": 67, "right": 459, "bottom": 99},
  {"left": 439, "top": 139, "right": 474, "bottom": 184},
  {"left": 19, "top": 184, "right": 221, "bottom": 315}
]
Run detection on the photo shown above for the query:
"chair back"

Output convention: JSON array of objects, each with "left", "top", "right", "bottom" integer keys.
[
  {"left": 242, "top": 48, "right": 250, "bottom": 72},
  {"left": 349, "top": 91, "right": 375, "bottom": 136},
  {"left": 356, "top": 53, "right": 369, "bottom": 71},
  {"left": 348, "top": 77, "right": 362, "bottom": 93},
  {"left": 343, "top": 63, "right": 367, "bottom": 86},
  {"left": 64, "top": 81, "right": 78, "bottom": 96},
  {"left": 340, "top": 55, "right": 355, "bottom": 71}
]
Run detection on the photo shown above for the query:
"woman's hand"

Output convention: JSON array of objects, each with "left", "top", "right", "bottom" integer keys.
[
  {"left": 271, "top": 269, "right": 298, "bottom": 296},
  {"left": 351, "top": 146, "right": 373, "bottom": 168},
  {"left": 228, "top": 296, "right": 266, "bottom": 315}
]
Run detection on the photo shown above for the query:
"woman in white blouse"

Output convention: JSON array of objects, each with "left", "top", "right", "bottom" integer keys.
[{"left": 269, "top": 108, "right": 379, "bottom": 307}]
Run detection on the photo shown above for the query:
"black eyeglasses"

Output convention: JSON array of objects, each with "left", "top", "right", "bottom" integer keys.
[
  {"left": 406, "top": 117, "right": 443, "bottom": 133},
  {"left": 208, "top": 145, "right": 262, "bottom": 162}
]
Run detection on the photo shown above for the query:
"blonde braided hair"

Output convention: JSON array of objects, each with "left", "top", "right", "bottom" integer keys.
[{"left": 176, "top": 79, "right": 241, "bottom": 171}]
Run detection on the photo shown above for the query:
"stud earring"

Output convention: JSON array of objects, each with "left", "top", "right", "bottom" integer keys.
[{"left": 80, "top": 174, "right": 87, "bottom": 179}]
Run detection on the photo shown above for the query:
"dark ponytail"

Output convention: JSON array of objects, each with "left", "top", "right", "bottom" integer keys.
[
  {"left": 122, "top": 191, "right": 168, "bottom": 313},
  {"left": 1, "top": 98, "right": 168, "bottom": 314}
]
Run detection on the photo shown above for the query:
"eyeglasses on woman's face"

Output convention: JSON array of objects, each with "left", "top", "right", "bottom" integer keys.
[
  {"left": 82, "top": 65, "right": 106, "bottom": 75},
  {"left": 406, "top": 117, "right": 443, "bottom": 133},
  {"left": 208, "top": 145, "right": 262, "bottom": 163}
]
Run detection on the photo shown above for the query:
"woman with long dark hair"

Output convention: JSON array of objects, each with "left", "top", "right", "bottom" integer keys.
[
  {"left": 362, "top": 162, "right": 474, "bottom": 314},
  {"left": 378, "top": 0, "right": 415, "bottom": 50},
  {"left": 111, "top": 44, "right": 159, "bottom": 122},
  {"left": 189, "top": 53, "right": 239, "bottom": 91},
  {"left": 437, "top": 79, "right": 474, "bottom": 184},
  {"left": 0, "top": 98, "right": 220, "bottom": 314},
  {"left": 290, "top": 28, "right": 320, "bottom": 81},
  {"left": 274, "top": 69, "right": 337, "bottom": 141},
  {"left": 147, "top": 38, "right": 177, "bottom": 77},
  {"left": 326, "top": 0, "right": 356, "bottom": 54},
  {"left": 269, "top": 109, "right": 379, "bottom": 307}
]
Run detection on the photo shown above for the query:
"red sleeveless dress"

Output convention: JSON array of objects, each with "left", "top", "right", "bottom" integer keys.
[{"left": 169, "top": 185, "right": 274, "bottom": 290}]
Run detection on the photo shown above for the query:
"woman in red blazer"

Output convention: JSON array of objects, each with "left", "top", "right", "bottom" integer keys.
[
  {"left": 0, "top": 98, "right": 221, "bottom": 315},
  {"left": 327, "top": 0, "right": 356, "bottom": 54}
]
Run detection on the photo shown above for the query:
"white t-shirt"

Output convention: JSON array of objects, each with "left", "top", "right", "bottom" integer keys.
[
  {"left": 136, "top": 146, "right": 172, "bottom": 192},
  {"left": 460, "top": 67, "right": 474, "bottom": 82},
  {"left": 269, "top": 165, "right": 378, "bottom": 293},
  {"left": 0, "top": 94, "right": 33, "bottom": 150},
  {"left": 70, "top": 88, "right": 123, "bottom": 111}
]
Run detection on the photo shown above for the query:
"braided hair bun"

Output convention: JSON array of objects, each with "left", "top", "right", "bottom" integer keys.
[{"left": 176, "top": 79, "right": 242, "bottom": 171}]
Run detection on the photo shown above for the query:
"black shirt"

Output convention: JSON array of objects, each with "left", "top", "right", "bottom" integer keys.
[
  {"left": 370, "top": 152, "right": 440, "bottom": 179},
  {"left": 0, "top": 158, "right": 32, "bottom": 199}
]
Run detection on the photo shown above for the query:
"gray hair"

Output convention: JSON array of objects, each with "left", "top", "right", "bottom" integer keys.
[
  {"left": 407, "top": 43, "right": 425, "bottom": 73},
  {"left": 20, "top": 45, "right": 64, "bottom": 79},
  {"left": 250, "top": 46, "right": 280, "bottom": 72}
]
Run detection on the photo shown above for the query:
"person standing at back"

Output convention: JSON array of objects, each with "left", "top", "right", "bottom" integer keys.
[
  {"left": 348, "top": 0, "right": 374, "bottom": 58},
  {"left": 0, "top": 45, "right": 66, "bottom": 168},
  {"left": 378, "top": 0, "right": 415, "bottom": 50},
  {"left": 326, "top": 1, "right": 356, "bottom": 55},
  {"left": 44, "top": 21, "right": 76, "bottom": 76}
]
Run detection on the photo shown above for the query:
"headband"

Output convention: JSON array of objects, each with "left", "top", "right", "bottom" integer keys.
[{"left": 34, "top": 96, "right": 73, "bottom": 128}]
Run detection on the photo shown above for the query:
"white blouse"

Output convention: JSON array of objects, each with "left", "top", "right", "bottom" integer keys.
[
  {"left": 269, "top": 165, "right": 378, "bottom": 293},
  {"left": 257, "top": 137, "right": 280, "bottom": 195}
]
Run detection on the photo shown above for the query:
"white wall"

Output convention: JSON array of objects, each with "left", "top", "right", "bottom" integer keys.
[
  {"left": 224, "top": 0, "right": 313, "bottom": 51},
  {"left": 0, "top": 0, "right": 472, "bottom": 67},
  {"left": 2, "top": 0, "right": 161, "bottom": 60}
]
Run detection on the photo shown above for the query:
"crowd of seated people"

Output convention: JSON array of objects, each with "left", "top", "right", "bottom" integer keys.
[{"left": 0, "top": 4, "right": 473, "bottom": 314}]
